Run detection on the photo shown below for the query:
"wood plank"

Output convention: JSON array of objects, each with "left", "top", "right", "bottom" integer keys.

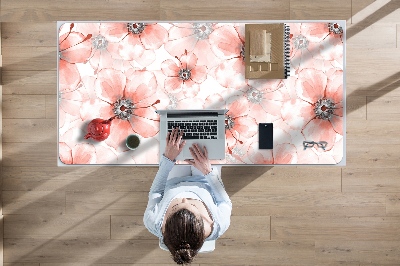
[
  {"left": 2, "top": 142, "right": 56, "bottom": 167},
  {"left": 110, "top": 168, "right": 158, "bottom": 192},
  {"left": 2, "top": 50, "right": 57, "bottom": 71},
  {"left": 66, "top": 191, "right": 148, "bottom": 216},
  {"left": 347, "top": 23, "right": 396, "bottom": 49},
  {"left": 367, "top": 96, "right": 400, "bottom": 120},
  {"left": 4, "top": 263, "right": 39, "bottom": 266},
  {"left": 346, "top": 120, "right": 400, "bottom": 145},
  {"left": 346, "top": 48, "right": 400, "bottom": 97},
  {"left": 2, "top": 191, "right": 65, "bottom": 215},
  {"left": 232, "top": 192, "right": 386, "bottom": 217},
  {"left": 3, "top": 238, "right": 315, "bottom": 264},
  {"left": 4, "top": 214, "right": 110, "bottom": 240},
  {"left": 346, "top": 143, "right": 400, "bottom": 168},
  {"left": 0, "top": 216, "right": 3, "bottom": 266},
  {"left": 316, "top": 240, "right": 400, "bottom": 264},
  {"left": 398, "top": 24, "right": 400, "bottom": 48},
  {"left": 343, "top": 168, "right": 400, "bottom": 193},
  {"left": 2, "top": 119, "right": 57, "bottom": 143},
  {"left": 111, "top": 216, "right": 154, "bottom": 240},
  {"left": 1, "top": 23, "right": 56, "bottom": 46},
  {"left": 223, "top": 166, "right": 341, "bottom": 194},
  {"left": 351, "top": 0, "right": 376, "bottom": 24},
  {"left": 222, "top": 216, "right": 270, "bottom": 240},
  {"left": 290, "top": 0, "right": 351, "bottom": 19},
  {"left": 2, "top": 95, "right": 46, "bottom": 118},
  {"left": 272, "top": 216, "right": 400, "bottom": 241},
  {"left": 346, "top": 95, "right": 366, "bottom": 120},
  {"left": 0, "top": 0, "right": 161, "bottom": 22},
  {"left": 2, "top": 46, "right": 55, "bottom": 58},
  {"left": 46, "top": 95, "right": 57, "bottom": 119},
  {"left": 3, "top": 239, "right": 167, "bottom": 264},
  {"left": 41, "top": 264, "right": 196, "bottom": 266},
  {"left": 2, "top": 166, "right": 156, "bottom": 192},
  {"left": 351, "top": 0, "right": 400, "bottom": 25},
  {"left": 160, "top": 0, "right": 290, "bottom": 20},
  {"left": 386, "top": 194, "right": 400, "bottom": 216},
  {"left": 1, "top": 70, "right": 56, "bottom": 95},
  {"left": 0, "top": 23, "right": 3, "bottom": 266}
]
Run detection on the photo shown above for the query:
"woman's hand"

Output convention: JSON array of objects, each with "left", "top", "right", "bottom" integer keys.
[
  {"left": 185, "top": 144, "right": 212, "bottom": 175},
  {"left": 164, "top": 127, "right": 186, "bottom": 161}
]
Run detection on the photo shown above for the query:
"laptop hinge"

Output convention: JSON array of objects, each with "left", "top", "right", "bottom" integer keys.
[{"left": 167, "top": 112, "right": 219, "bottom": 118}]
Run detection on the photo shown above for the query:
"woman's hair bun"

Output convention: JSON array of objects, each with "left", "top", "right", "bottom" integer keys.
[
  {"left": 174, "top": 248, "right": 193, "bottom": 264},
  {"left": 179, "top": 242, "right": 191, "bottom": 249}
]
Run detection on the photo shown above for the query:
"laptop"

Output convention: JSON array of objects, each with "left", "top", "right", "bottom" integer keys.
[{"left": 156, "top": 109, "right": 227, "bottom": 160}]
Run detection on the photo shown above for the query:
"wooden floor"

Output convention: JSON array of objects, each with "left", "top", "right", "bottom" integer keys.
[{"left": 1, "top": 0, "right": 400, "bottom": 265}]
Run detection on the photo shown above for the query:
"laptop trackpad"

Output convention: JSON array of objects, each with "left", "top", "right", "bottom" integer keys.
[{"left": 184, "top": 141, "right": 213, "bottom": 159}]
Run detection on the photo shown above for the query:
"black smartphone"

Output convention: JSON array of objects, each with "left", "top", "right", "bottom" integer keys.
[{"left": 259, "top": 123, "right": 273, "bottom": 149}]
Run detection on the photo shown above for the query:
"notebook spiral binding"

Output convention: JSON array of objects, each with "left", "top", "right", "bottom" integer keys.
[{"left": 284, "top": 24, "right": 291, "bottom": 79}]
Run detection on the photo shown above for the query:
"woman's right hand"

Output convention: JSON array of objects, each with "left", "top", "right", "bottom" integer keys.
[{"left": 184, "top": 144, "right": 212, "bottom": 175}]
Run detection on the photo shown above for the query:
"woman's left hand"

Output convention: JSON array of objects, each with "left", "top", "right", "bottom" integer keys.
[{"left": 164, "top": 127, "right": 186, "bottom": 161}]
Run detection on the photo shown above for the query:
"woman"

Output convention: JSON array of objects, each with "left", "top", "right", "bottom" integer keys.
[{"left": 144, "top": 127, "right": 232, "bottom": 264}]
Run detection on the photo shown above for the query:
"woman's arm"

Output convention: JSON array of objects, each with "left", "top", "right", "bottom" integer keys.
[
  {"left": 143, "top": 155, "right": 175, "bottom": 236},
  {"left": 205, "top": 167, "right": 232, "bottom": 237},
  {"left": 143, "top": 128, "right": 186, "bottom": 236}
]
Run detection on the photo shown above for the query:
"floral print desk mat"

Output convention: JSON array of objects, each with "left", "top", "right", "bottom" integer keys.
[{"left": 58, "top": 21, "right": 344, "bottom": 165}]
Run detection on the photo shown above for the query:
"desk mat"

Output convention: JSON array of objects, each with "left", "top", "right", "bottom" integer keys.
[{"left": 58, "top": 22, "right": 345, "bottom": 165}]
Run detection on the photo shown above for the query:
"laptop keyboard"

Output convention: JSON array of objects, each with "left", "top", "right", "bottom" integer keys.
[{"left": 168, "top": 120, "right": 218, "bottom": 139}]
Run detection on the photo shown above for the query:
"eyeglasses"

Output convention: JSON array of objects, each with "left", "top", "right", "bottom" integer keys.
[{"left": 303, "top": 141, "right": 328, "bottom": 150}]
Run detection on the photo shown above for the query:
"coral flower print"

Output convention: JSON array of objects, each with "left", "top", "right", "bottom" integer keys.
[
  {"left": 225, "top": 97, "right": 258, "bottom": 149},
  {"left": 282, "top": 68, "right": 343, "bottom": 152},
  {"left": 101, "top": 22, "right": 168, "bottom": 67},
  {"left": 58, "top": 23, "right": 93, "bottom": 120},
  {"left": 164, "top": 23, "right": 221, "bottom": 68},
  {"left": 289, "top": 23, "right": 331, "bottom": 73},
  {"left": 58, "top": 22, "right": 344, "bottom": 165},
  {"left": 248, "top": 143, "right": 297, "bottom": 164},
  {"left": 59, "top": 23, "right": 93, "bottom": 64},
  {"left": 161, "top": 50, "right": 207, "bottom": 97},
  {"left": 94, "top": 68, "right": 160, "bottom": 151},
  {"left": 59, "top": 23, "right": 92, "bottom": 93},
  {"left": 59, "top": 129, "right": 118, "bottom": 165},
  {"left": 209, "top": 24, "right": 246, "bottom": 89},
  {"left": 69, "top": 23, "right": 125, "bottom": 73}
]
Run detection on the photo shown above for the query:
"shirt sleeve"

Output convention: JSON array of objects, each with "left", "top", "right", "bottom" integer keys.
[
  {"left": 205, "top": 167, "right": 232, "bottom": 237},
  {"left": 143, "top": 155, "right": 175, "bottom": 237}
]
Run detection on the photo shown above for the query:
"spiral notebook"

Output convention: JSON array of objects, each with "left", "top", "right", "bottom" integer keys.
[{"left": 244, "top": 23, "right": 290, "bottom": 79}]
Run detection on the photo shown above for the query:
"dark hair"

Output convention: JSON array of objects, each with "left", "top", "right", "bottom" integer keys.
[{"left": 163, "top": 208, "right": 206, "bottom": 264}]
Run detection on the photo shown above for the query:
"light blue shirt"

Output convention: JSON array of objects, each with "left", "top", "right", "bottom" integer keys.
[{"left": 143, "top": 155, "right": 232, "bottom": 241}]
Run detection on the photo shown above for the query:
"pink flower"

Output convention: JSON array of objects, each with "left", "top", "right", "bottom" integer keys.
[
  {"left": 58, "top": 23, "right": 92, "bottom": 94},
  {"left": 151, "top": 70, "right": 205, "bottom": 110},
  {"left": 59, "top": 143, "right": 118, "bottom": 165},
  {"left": 209, "top": 24, "right": 246, "bottom": 89},
  {"left": 161, "top": 50, "right": 207, "bottom": 97},
  {"left": 102, "top": 23, "right": 168, "bottom": 67},
  {"left": 225, "top": 97, "right": 258, "bottom": 149},
  {"left": 70, "top": 23, "right": 124, "bottom": 73},
  {"left": 59, "top": 125, "right": 119, "bottom": 165},
  {"left": 165, "top": 23, "right": 221, "bottom": 68},
  {"left": 243, "top": 80, "right": 289, "bottom": 123},
  {"left": 89, "top": 68, "right": 160, "bottom": 152},
  {"left": 58, "top": 24, "right": 93, "bottom": 120},
  {"left": 289, "top": 23, "right": 343, "bottom": 73},
  {"left": 248, "top": 143, "right": 298, "bottom": 164},
  {"left": 281, "top": 68, "right": 343, "bottom": 151},
  {"left": 59, "top": 23, "right": 93, "bottom": 64},
  {"left": 289, "top": 23, "right": 332, "bottom": 74}
]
